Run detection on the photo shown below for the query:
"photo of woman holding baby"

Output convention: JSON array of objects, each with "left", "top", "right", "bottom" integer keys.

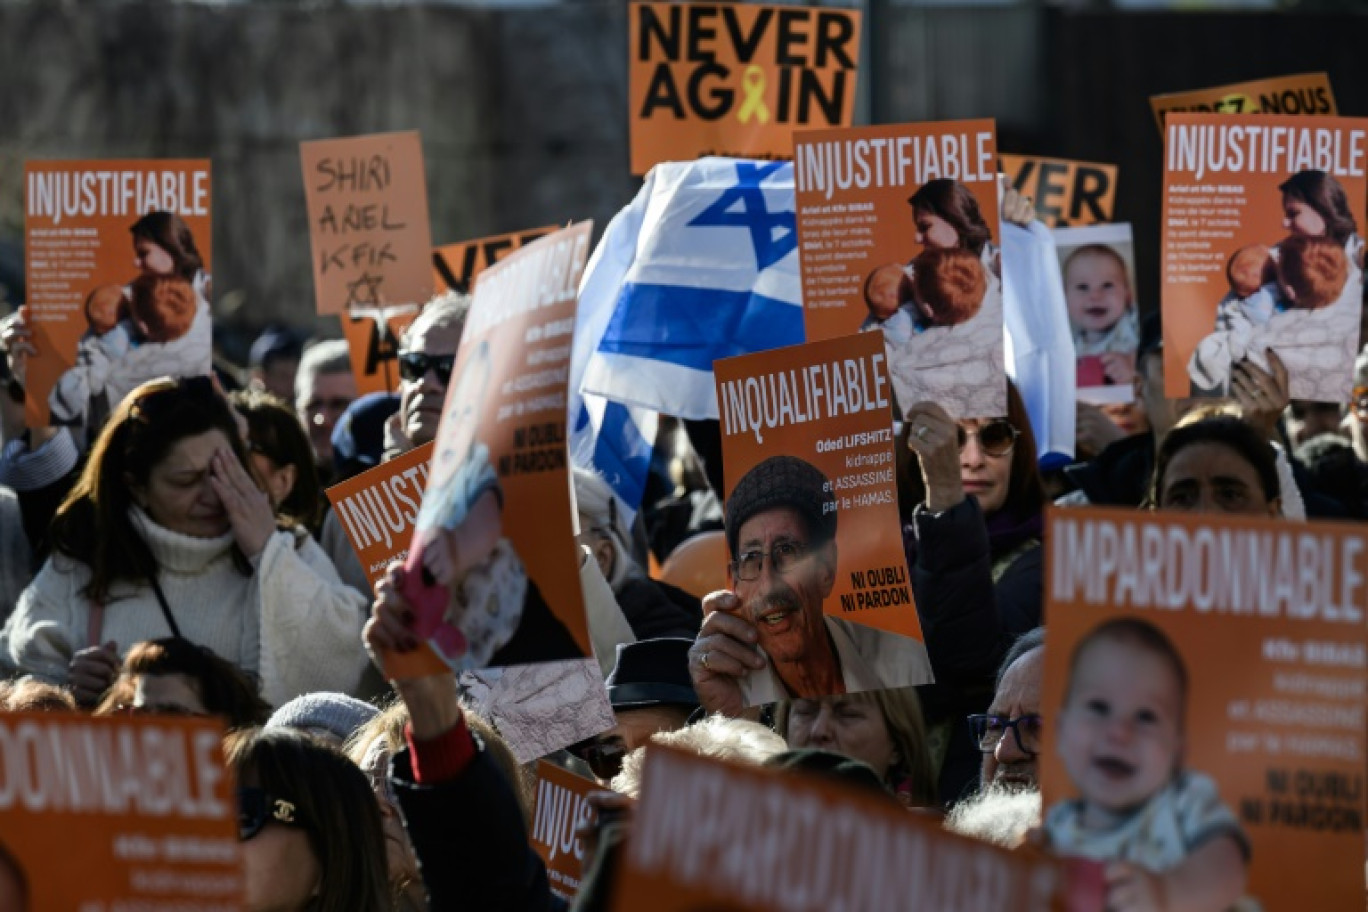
[
  {"left": 48, "top": 210, "right": 214, "bottom": 440},
  {"left": 1188, "top": 169, "right": 1363, "bottom": 404},
  {"left": 857, "top": 178, "right": 1005, "bottom": 419}
]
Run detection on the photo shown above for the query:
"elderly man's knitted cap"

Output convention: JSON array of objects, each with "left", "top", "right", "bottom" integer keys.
[
  {"left": 724, "top": 455, "right": 835, "bottom": 558},
  {"left": 265, "top": 692, "right": 379, "bottom": 744}
]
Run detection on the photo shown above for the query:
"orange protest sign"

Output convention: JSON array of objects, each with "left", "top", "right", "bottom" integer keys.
[
  {"left": 1150, "top": 73, "right": 1336, "bottom": 133},
  {"left": 1040, "top": 508, "right": 1368, "bottom": 911},
  {"left": 1000, "top": 154, "right": 1117, "bottom": 228},
  {"left": 300, "top": 131, "right": 433, "bottom": 316},
  {"left": 611, "top": 744, "right": 1101, "bottom": 912},
  {"left": 0, "top": 711, "right": 241, "bottom": 909},
  {"left": 340, "top": 302, "right": 419, "bottom": 396},
  {"left": 402, "top": 222, "right": 594, "bottom": 674},
  {"left": 325, "top": 441, "right": 433, "bottom": 587},
  {"left": 714, "top": 331, "right": 931, "bottom": 705},
  {"left": 794, "top": 120, "right": 1004, "bottom": 419},
  {"left": 24, "top": 159, "right": 213, "bottom": 429},
  {"left": 433, "top": 226, "right": 559, "bottom": 294},
  {"left": 1053, "top": 223, "right": 1137, "bottom": 404},
  {"left": 628, "top": 2, "right": 861, "bottom": 176},
  {"left": 1161, "top": 113, "right": 1367, "bottom": 403},
  {"left": 530, "top": 760, "right": 602, "bottom": 901}
]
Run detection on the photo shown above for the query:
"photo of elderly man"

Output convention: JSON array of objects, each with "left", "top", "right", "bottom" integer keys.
[{"left": 689, "top": 454, "right": 933, "bottom": 711}]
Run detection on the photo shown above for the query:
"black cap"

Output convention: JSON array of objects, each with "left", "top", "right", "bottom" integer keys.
[
  {"left": 605, "top": 638, "right": 700, "bottom": 711},
  {"left": 249, "top": 326, "right": 303, "bottom": 369},
  {"left": 331, "top": 392, "right": 401, "bottom": 479},
  {"left": 724, "top": 455, "right": 835, "bottom": 559},
  {"left": 763, "top": 748, "right": 892, "bottom": 798}
]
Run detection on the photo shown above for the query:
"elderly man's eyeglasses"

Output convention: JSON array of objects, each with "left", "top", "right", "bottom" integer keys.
[
  {"left": 732, "top": 541, "right": 810, "bottom": 582},
  {"left": 957, "top": 420, "right": 1020, "bottom": 458},
  {"left": 968, "top": 713, "right": 1042, "bottom": 755},
  {"left": 398, "top": 351, "right": 456, "bottom": 385}
]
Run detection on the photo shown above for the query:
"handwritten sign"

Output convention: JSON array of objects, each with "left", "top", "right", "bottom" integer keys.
[
  {"left": 433, "top": 226, "right": 559, "bottom": 294},
  {"left": 629, "top": 2, "right": 861, "bottom": 175},
  {"left": 1000, "top": 154, "right": 1117, "bottom": 228},
  {"left": 301, "top": 131, "right": 433, "bottom": 316}
]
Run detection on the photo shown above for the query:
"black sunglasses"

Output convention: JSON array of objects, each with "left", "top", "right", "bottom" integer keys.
[
  {"left": 398, "top": 351, "right": 456, "bottom": 385},
  {"left": 238, "top": 787, "right": 304, "bottom": 841},
  {"left": 129, "top": 375, "right": 217, "bottom": 423}
]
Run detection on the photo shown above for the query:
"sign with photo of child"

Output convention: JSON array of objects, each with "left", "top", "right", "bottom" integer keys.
[
  {"left": 1040, "top": 508, "right": 1368, "bottom": 911},
  {"left": 1053, "top": 223, "right": 1137, "bottom": 405},
  {"left": 397, "top": 222, "right": 595, "bottom": 677},
  {"left": 1000, "top": 154, "right": 1118, "bottom": 229},
  {"left": 628, "top": 2, "right": 861, "bottom": 175},
  {"left": 793, "top": 120, "right": 1004, "bottom": 420},
  {"left": 713, "top": 331, "right": 932, "bottom": 707},
  {"left": 611, "top": 744, "right": 1101, "bottom": 912},
  {"left": 1161, "top": 113, "right": 1368, "bottom": 404},
  {"left": 1150, "top": 73, "right": 1336, "bottom": 133},
  {"left": 0, "top": 712, "right": 241, "bottom": 909},
  {"left": 24, "top": 159, "right": 213, "bottom": 431}
]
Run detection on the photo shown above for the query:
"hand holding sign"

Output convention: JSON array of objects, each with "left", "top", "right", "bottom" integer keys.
[
  {"left": 687, "top": 589, "right": 765, "bottom": 718},
  {"left": 68, "top": 639, "right": 119, "bottom": 706},
  {"left": 903, "top": 401, "right": 964, "bottom": 513}
]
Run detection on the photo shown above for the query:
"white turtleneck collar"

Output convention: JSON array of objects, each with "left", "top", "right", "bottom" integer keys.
[{"left": 128, "top": 505, "right": 236, "bottom": 575}]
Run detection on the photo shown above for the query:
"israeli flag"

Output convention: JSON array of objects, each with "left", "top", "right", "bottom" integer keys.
[
  {"left": 578, "top": 157, "right": 805, "bottom": 420},
  {"left": 569, "top": 158, "right": 804, "bottom": 519}
]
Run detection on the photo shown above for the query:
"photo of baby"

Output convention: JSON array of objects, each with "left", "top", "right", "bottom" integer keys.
[
  {"left": 1187, "top": 169, "right": 1363, "bottom": 403},
  {"left": 858, "top": 178, "right": 1005, "bottom": 419},
  {"left": 1047, "top": 617, "right": 1255, "bottom": 911},
  {"left": 410, "top": 338, "right": 582, "bottom": 672},
  {"left": 48, "top": 210, "right": 212, "bottom": 440},
  {"left": 1054, "top": 223, "right": 1139, "bottom": 404}
]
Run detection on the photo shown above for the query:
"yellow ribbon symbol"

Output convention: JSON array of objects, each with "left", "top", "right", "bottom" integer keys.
[{"left": 737, "top": 65, "right": 771, "bottom": 125}]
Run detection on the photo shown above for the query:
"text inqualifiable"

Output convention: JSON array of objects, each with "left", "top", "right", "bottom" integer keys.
[{"left": 720, "top": 353, "right": 889, "bottom": 445}]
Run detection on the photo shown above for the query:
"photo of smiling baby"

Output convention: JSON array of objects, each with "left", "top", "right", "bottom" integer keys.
[
  {"left": 1045, "top": 616, "right": 1255, "bottom": 911},
  {"left": 1054, "top": 223, "right": 1139, "bottom": 404}
]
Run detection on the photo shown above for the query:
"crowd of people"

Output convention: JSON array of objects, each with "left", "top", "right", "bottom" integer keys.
[{"left": 0, "top": 176, "right": 1366, "bottom": 912}]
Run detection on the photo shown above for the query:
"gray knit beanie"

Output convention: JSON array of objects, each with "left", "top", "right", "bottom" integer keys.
[
  {"left": 265, "top": 692, "right": 379, "bottom": 744},
  {"left": 724, "top": 455, "right": 836, "bottom": 558}
]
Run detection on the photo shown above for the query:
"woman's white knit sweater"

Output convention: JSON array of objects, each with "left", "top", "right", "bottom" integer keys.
[{"left": 0, "top": 507, "right": 370, "bottom": 707}]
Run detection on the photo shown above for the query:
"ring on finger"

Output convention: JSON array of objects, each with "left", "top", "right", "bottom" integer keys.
[
  {"left": 701, "top": 651, "right": 711, "bottom": 671},
  {"left": 915, "top": 425, "right": 928, "bottom": 441}
]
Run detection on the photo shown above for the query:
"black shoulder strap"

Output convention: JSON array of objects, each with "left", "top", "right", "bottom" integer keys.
[{"left": 146, "top": 573, "right": 184, "bottom": 640}]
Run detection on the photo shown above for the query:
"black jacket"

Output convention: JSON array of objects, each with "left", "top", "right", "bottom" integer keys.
[{"left": 391, "top": 744, "right": 560, "bottom": 912}]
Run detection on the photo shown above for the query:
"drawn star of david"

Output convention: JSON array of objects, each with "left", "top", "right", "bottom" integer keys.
[
  {"left": 344, "top": 272, "right": 385, "bottom": 308},
  {"left": 687, "top": 162, "right": 796, "bottom": 271}
]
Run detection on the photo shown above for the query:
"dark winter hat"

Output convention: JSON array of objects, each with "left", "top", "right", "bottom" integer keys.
[
  {"left": 604, "top": 638, "right": 700, "bottom": 712},
  {"left": 249, "top": 326, "right": 303, "bottom": 369},
  {"left": 763, "top": 748, "right": 892, "bottom": 798},
  {"left": 331, "top": 391, "right": 401, "bottom": 479},
  {"left": 724, "top": 455, "right": 836, "bottom": 558}
]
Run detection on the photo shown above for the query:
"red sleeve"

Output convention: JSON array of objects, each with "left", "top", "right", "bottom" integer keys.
[{"left": 404, "top": 714, "right": 477, "bottom": 785}]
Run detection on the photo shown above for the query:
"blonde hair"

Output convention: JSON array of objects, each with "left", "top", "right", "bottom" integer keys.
[
  {"left": 774, "top": 687, "right": 938, "bottom": 807},
  {"left": 610, "top": 715, "right": 786, "bottom": 798}
]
